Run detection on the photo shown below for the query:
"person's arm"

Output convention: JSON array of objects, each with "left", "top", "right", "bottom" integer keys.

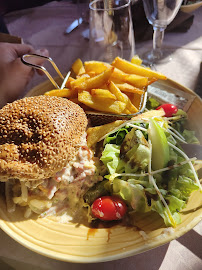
[{"left": 0, "top": 42, "right": 49, "bottom": 108}]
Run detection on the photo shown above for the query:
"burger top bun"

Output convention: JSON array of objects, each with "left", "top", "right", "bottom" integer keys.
[{"left": 0, "top": 95, "right": 88, "bottom": 181}]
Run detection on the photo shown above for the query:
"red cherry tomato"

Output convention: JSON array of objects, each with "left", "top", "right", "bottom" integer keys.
[
  {"left": 156, "top": 103, "right": 178, "bottom": 117},
  {"left": 91, "top": 196, "right": 127, "bottom": 221}
]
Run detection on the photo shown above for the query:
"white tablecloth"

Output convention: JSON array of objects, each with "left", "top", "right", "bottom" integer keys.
[{"left": 1, "top": 1, "right": 202, "bottom": 269}]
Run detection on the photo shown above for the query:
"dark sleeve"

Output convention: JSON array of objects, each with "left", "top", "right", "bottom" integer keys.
[{"left": 0, "top": 15, "right": 9, "bottom": 33}]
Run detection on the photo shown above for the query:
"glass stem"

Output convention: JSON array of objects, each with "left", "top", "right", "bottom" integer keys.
[{"left": 152, "top": 26, "right": 166, "bottom": 59}]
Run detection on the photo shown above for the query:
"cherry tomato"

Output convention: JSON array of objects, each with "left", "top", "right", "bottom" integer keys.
[
  {"left": 91, "top": 196, "right": 127, "bottom": 221},
  {"left": 156, "top": 103, "right": 178, "bottom": 117}
]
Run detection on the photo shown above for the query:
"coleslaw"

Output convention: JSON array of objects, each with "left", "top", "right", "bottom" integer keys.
[{"left": 5, "top": 133, "right": 102, "bottom": 218}]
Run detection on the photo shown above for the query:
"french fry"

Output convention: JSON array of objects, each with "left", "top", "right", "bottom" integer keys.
[
  {"left": 75, "top": 67, "right": 114, "bottom": 91},
  {"left": 115, "top": 83, "right": 145, "bottom": 95},
  {"left": 69, "top": 98, "right": 92, "bottom": 111},
  {"left": 110, "top": 76, "right": 124, "bottom": 84},
  {"left": 109, "top": 82, "right": 138, "bottom": 113},
  {"left": 49, "top": 55, "right": 168, "bottom": 116},
  {"left": 91, "top": 89, "right": 116, "bottom": 100},
  {"left": 100, "top": 84, "right": 109, "bottom": 89},
  {"left": 122, "top": 108, "right": 132, "bottom": 114},
  {"left": 109, "top": 81, "right": 129, "bottom": 104},
  {"left": 86, "top": 71, "right": 97, "bottom": 77},
  {"left": 125, "top": 92, "right": 143, "bottom": 110},
  {"left": 110, "top": 67, "right": 127, "bottom": 84},
  {"left": 44, "top": 88, "right": 77, "bottom": 98},
  {"left": 65, "top": 76, "right": 75, "bottom": 88},
  {"left": 71, "top": 58, "right": 85, "bottom": 76},
  {"left": 87, "top": 120, "right": 125, "bottom": 148},
  {"left": 126, "top": 98, "right": 139, "bottom": 113},
  {"left": 70, "top": 76, "right": 88, "bottom": 90},
  {"left": 148, "top": 78, "right": 158, "bottom": 85},
  {"left": 132, "top": 108, "right": 165, "bottom": 120},
  {"left": 112, "top": 57, "right": 167, "bottom": 80},
  {"left": 78, "top": 90, "right": 126, "bottom": 114},
  {"left": 76, "top": 73, "right": 91, "bottom": 79},
  {"left": 84, "top": 61, "right": 111, "bottom": 74},
  {"left": 131, "top": 55, "right": 142, "bottom": 65},
  {"left": 111, "top": 67, "right": 150, "bottom": 88},
  {"left": 111, "top": 67, "right": 126, "bottom": 80},
  {"left": 125, "top": 74, "right": 149, "bottom": 89}
]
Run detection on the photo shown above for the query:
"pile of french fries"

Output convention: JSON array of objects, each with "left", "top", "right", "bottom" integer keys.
[{"left": 44, "top": 56, "right": 167, "bottom": 115}]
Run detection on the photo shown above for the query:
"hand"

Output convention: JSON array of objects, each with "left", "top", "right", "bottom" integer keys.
[{"left": 0, "top": 43, "right": 49, "bottom": 107}]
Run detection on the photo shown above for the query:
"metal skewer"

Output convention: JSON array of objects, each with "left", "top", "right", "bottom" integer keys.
[
  {"left": 61, "top": 71, "right": 71, "bottom": 89},
  {"left": 21, "top": 54, "right": 65, "bottom": 89}
]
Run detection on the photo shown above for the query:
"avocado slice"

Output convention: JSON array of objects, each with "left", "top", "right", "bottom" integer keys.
[{"left": 149, "top": 119, "right": 169, "bottom": 171}]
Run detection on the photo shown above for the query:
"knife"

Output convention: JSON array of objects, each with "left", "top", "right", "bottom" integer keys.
[
  {"left": 65, "top": 17, "right": 83, "bottom": 34},
  {"left": 180, "top": 143, "right": 202, "bottom": 160}
]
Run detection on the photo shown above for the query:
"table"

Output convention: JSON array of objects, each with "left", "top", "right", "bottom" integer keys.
[{"left": 1, "top": 1, "right": 202, "bottom": 269}]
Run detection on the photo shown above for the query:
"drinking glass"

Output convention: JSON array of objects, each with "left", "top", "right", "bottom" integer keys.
[
  {"left": 89, "top": 0, "right": 135, "bottom": 62},
  {"left": 142, "top": 0, "right": 183, "bottom": 64}
]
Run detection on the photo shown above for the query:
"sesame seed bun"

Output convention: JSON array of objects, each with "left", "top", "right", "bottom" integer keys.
[{"left": 0, "top": 96, "right": 88, "bottom": 181}]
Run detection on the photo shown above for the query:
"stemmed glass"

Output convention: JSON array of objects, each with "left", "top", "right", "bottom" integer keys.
[{"left": 142, "top": 0, "right": 183, "bottom": 64}]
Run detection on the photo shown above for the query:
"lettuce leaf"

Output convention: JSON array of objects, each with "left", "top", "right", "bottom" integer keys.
[
  {"left": 112, "top": 179, "right": 151, "bottom": 212},
  {"left": 104, "top": 127, "right": 131, "bottom": 146},
  {"left": 100, "top": 144, "right": 125, "bottom": 174},
  {"left": 174, "top": 176, "right": 199, "bottom": 200},
  {"left": 182, "top": 129, "right": 200, "bottom": 144},
  {"left": 146, "top": 97, "right": 160, "bottom": 110},
  {"left": 151, "top": 200, "right": 181, "bottom": 226}
]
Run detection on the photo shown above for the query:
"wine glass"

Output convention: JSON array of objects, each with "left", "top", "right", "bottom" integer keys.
[{"left": 142, "top": 0, "right": 183, "bottom": 64}]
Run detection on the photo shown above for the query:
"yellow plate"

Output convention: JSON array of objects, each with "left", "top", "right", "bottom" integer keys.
[
  {"left": 0, "top": 78, "right": 202, "bottom": 263},
  {"left": 181, "top": 1, "right": 202, "bottom": 13}
]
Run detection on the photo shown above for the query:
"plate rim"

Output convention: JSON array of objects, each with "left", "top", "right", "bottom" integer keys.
[{"left": 0, "top": 202, "right": 201, "bottom": 263}]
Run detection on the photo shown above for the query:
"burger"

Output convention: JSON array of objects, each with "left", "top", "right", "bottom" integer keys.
[{"left": 0, "top": 95, "right": 101, "bottom": 219}]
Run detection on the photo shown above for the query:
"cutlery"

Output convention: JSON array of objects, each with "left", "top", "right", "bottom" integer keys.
[{"left": 65, "top": 17, "right": 83, "bottom": 34}]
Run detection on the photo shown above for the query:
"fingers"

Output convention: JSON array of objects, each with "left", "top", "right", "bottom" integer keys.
[
  {"left": 12, "top": 43, "right": 49, "bottom": 65},
  {"left": 35, "top": 48, "right": 49, "bottom": 58},
  {"left": 8, "top": 43, "right": 50, "bottom": 83},
  {"left": 12, "top": 43, "right": 36, "bottom": 57},
  {"left": 15, "top": 45, "right": 49, "bottom": 76},
  {"left": 34, "top": 49, "right": 50, "bottom": 76},
  {"left": 12, "top": 46, "right": 49, "bottom": 86}
]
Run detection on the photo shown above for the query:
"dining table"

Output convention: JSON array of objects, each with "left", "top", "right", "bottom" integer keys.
[{"left": 0, "top": 1, "right": 202, "bottom": 269}]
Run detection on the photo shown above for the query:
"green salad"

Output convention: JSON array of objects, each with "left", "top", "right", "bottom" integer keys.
[{"left": 84, "top": 100, "right": 201, "bottom": 227}]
